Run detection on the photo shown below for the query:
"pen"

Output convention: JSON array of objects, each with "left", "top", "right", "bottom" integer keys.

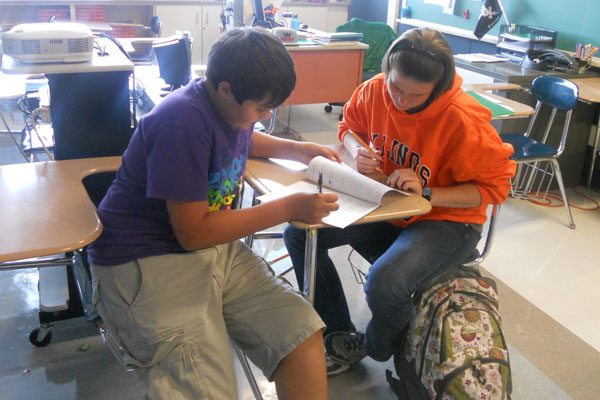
[
  {"left": 317, "top": 171, "right": 323, "bottom": 193},
  {"left": 348, "top": 129, "right": 379, "bottom": 158}
]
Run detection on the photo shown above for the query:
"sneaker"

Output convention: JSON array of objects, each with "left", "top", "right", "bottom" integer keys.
[
  {"left": 325, "top": 331, "right": 368, "bottom": 365},
  {"left": 326, "top": 353, "right": 350, "bottom": 376}
]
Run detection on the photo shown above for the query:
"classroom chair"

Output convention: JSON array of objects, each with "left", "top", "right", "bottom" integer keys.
[
  {"left": 500, "top": 75, "right": 579, "bottom": 229},
  {"left": 324, "top": 18, "right": 397, "bottom": 120}
]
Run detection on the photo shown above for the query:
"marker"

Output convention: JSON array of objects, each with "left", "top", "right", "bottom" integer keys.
[
  {"left": 348, "top": 129, "right": 379, "bottom": 158},
  {"left": 317, "top": 171, "right": 323, "bottom": 193}
]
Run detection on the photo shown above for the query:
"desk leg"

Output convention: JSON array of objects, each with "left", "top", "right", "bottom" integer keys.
[
  {"left": 303, "top": 227, "right": 318, "bottom": 305},
  {"left": 587, "top": 110, "right": 600, "bottom": 187}
]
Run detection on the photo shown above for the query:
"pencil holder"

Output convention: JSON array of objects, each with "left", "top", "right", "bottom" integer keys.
[{"left": 575, "top": 57, "right": 591, "bottom": 73}]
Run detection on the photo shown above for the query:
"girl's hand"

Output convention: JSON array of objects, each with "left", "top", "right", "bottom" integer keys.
[
  {"left": 387, "top": 168, "right": 422, "bottom": 194},
  {"left": 355, "top": 147, "right": 383, "bottom": 174}
]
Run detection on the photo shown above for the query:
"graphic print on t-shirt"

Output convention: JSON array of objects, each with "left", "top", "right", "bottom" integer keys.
[{"left": 207, "top": 154, "right": 245, "bottom": 211}]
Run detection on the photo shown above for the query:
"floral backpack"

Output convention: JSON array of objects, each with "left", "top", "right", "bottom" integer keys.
[{"left": 386, "top": 265, "right": 512, "bottom": 400}]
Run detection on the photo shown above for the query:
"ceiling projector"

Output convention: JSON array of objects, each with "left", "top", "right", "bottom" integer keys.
[{"left": 2, "top": 22, "right": 94, "bottom": 64}]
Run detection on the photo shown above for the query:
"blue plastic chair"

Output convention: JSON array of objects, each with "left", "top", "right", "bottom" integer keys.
[{"left": 500, "top": 76, "right": 579, "bottom": 229}]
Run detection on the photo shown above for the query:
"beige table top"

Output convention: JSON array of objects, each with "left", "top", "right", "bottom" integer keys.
[
  {"left": 245, "top": 157, "right": 432, "bottom": 230},
  {"left": 0, "top": 153, "right": 429, "bottom": 262},
  {"left": 0, "top": 157, "right": 121, "bottom": 263},
  {"left": 568, "top": 77, "right": 600, "bottom": 103}
]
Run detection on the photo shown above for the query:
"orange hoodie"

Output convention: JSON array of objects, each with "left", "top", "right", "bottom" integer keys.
[{"left": 339, "top": 73, "right": 516, "bottom": 226}]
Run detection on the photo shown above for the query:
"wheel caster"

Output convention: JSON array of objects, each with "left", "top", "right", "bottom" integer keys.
[
  {"left": 29, "top": 327, "right": 52, "bottom": 347},
  {"left": 324, "top": 104, "right": 333, "bottom": 113},
  {"left": 338, "top": 113, "right": 343, "bottom": 121}
]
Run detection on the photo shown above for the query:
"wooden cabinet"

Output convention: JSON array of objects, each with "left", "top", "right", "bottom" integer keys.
[{"left": 281, "top": 3, "right": 348, "bottom": 32}]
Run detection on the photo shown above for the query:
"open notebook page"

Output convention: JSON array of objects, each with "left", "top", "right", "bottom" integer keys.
[{"left": 257, "top": 156, "right": 406, "bottom": 228}]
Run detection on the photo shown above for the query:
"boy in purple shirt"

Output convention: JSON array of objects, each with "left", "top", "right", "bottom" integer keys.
[{"left": 88, "top": 27, "right": 339, "bottom": 399}]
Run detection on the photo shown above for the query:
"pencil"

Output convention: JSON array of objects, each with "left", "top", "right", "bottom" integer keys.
[
  {"left": 317, "top": 171, "right": 323, "bottom": 193},
  {"left": 348, "top": 129, "right": 378, "bottom": 158}
]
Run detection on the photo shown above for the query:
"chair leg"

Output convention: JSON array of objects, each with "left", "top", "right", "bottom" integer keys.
[
  {"left": 232, "top": 341, "right": 264, "bottom": 400},
  {"left": 587, "top": 115, "right": 600, "bottom": 187},
  {"left": 551, "top": 159, "right": 576, "bottom": 229}
]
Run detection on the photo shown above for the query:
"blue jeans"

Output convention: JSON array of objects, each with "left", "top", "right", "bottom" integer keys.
[{"left": 283, "top": 219, "right": 481, "bottom": 361}]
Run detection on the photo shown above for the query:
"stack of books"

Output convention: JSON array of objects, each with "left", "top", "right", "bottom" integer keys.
[{"left": 310, "top": 31, "right": 364, "bottom": 46}]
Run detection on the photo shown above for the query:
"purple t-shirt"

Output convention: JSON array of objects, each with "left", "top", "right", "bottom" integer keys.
[{"left": 88, "top": 78, "right": 253, "bottom": 266}]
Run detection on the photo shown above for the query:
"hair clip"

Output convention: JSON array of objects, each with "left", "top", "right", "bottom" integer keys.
[
  {"left": 393, "top": 42, "right": 438, "bottom": 59},
  {"left": 406, "top": 44, "right": 438, "bottom": 59}
]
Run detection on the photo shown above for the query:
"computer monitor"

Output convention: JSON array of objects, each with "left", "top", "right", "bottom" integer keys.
[
  {"left": 251, "top": 0, "right": 272, "bottom": 28},
  {"left": 152, "top": 32, "right": 192, "bottom": 95}
]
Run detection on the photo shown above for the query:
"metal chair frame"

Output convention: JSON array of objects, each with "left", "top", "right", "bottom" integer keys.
[{"left": 500, "top": 75, "right": 579, "bottom": 229}]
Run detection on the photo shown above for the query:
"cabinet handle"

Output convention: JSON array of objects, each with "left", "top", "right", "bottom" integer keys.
[
  {"left": 205, "top": 11, "right": 209, "bottom": 26},
  {"left": 196, "top": 12, "right": 200, "bottom": 26}
]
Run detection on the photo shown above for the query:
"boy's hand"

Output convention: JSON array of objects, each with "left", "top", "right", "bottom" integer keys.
[
  {"left": 296, "top": 142, "right": 341, "bottom": 165},
  {"left": 288, "top": 192, "right": 339, "bottom": 224},
  {"left": 387, "top": 168, "right": 421, "bottom": 194}
]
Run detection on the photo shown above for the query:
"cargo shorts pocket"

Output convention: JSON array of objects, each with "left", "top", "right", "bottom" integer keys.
[{"left": 92, "top": 275, "right": 185, "bottom": 370}]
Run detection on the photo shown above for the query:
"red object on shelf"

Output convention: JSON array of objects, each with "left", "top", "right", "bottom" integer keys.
[
  {"left": 37, "top": 6, "right": 70, "bottom": 22},
  {"left": 110, "top": 25, "right": 136, "bottom": 38},
  {"left": 75, "top": 5, "right": 105, "bottom": 22}
]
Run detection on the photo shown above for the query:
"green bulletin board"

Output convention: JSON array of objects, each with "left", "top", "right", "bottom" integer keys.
[{"left": 404, "top": 0, "right": 600, "bottom": 51}]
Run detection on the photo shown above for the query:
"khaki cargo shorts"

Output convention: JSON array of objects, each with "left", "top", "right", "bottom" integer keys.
[{"left": 91, "top": 240, "right": 324, "bottom": 399}]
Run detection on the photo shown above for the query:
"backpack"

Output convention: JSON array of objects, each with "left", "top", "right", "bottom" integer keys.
[{"left": 386, "top": 265, "right": 512, "bottom": 400}]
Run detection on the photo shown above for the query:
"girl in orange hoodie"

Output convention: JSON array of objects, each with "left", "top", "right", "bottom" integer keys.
[{"left": 284, "top": 27, "right": 516, "bottom": 374}]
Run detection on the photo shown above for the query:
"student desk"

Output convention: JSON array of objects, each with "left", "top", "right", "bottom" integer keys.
[
  {"left": 244, "top": 156, "right": 432, "bottom": 303},
  {"left": 455, "top": 57, "right": 600, "bottom": 187},
  {"left": 462, "top": 83, "right": 534, "bottom": 119},
  {"left": 1, "top": 38, "right": 135, "bottom": 161},
  {"left": 567, "top": 78, "right": 600, "bottom": 186},
  {"left": 284, "top": 43, "right": 368, "bottom": 106},
  {"left": 0, "top": 156, "right": 121, "bottom": 266},
  {"left": 136, "top": 42, "right": 368, "bottom": 111},
  {"left": 0, "top": 156, "right": 121, "bottom": 345}
]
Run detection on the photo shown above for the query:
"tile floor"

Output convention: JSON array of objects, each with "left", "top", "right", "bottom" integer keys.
[{"left": 1, "top": 98, "right": 599, "bottom": 399}]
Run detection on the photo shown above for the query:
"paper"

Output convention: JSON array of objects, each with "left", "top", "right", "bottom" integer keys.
[
  {"left": 258, "top": 156, "right": 405, "bottom": 228},
  {"left": 455, "top": 53, "right": 506, "bottom": 63},
  {"left": 465, "top": 91, "right": 515, "bottom": 117},
  {"left": 269, "top": 158, "right": 307, "bottom": 171}
]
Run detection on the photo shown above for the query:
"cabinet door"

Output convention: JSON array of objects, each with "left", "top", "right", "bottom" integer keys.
[
  {"left": 285, "top": 6, "right": 327, "bottom": 31},
  {"left": 201, "top": 4, "right": 224, "bottom": 65},
  {"left": 155, "top": 5, "right": 203, "bottom": 64}
]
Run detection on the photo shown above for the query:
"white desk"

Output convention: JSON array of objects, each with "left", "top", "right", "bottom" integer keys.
[{"left": 1, "top": 37, "right": 133, "bottom": 75}]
